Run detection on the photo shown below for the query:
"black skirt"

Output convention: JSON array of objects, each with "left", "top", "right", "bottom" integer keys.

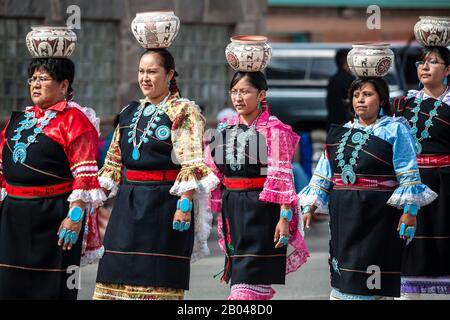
[
  {"left": 401, "top": 166, "right": 450, "bottom": 277},
  {"left": 0, "top": 193, "right": 83, "bottom": 300},
  {"left": 325, "top": 125, "right": 405, "bottom": 297},
  {"left": 221, "top": 188, "right": 287, "bottom": 286},
  {"left": 96, "top": 181, "right": 195, "bottom": 290}
]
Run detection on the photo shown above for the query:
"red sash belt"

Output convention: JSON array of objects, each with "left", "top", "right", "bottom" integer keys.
[
  {"left": 223, "top": 177, "right": 266, "bottom": 190},
  {"left": 417, "top": 154, "right": 450, "bottom": 168},
  {"left": 6, "top": 181, "right": 73, "bottom": 198},
  {"left": 125, "top": 169, "right": 180, "bottom": 182},
  {"left": 333, "top": 175, "right": 398, "bottom": 191}
]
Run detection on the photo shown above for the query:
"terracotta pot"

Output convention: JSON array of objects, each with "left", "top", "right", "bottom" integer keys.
[
  {"left": 347, "top": 43, "right": 394, "bottom": 78},
  {"left": 26, "top": 26, "right": 77, "bottom": 58},
  {"left": 131, "top": 11, "right": 180, "bottom": 49},
  {"left": 225, "top": 35, "right": 272, "bottom": 72},
  {"left": 414, "top": 16, "right": 450, "bottom": 47}
]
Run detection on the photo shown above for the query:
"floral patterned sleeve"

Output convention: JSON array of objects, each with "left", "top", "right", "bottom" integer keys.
[
  {"left": 259, "top": 124, "right": 299, "bottom": 205},
  {"left": 0, "top": 124, "right": 7, "bottom": 201},
  {"left": 98, "top": 125, "right": 122, "bottom": 198},
  {"left": 167, "top": 100, "right": 220, "bottom": 196}
]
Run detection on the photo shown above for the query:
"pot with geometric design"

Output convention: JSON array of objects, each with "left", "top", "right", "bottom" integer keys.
[
  {"left": 131, "top": 11, "right": 180, "bottom": 49},
  {"left": 414, "top": 16, "right": 450, "bottom": 47},
  {"left": 225, "top": 35, "right": 272, "bottom": 72},
  {"left": 347, "top": 43, "right": 394, "bottom": 78},
  {"left": 26, "top": 26, "right": 77, "bottom": 58}
]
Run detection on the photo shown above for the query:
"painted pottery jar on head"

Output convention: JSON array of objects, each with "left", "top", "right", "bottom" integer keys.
[
  {"left": 414, "top": 16, "right": 450, "bottom": 47},
  {"left": 131, "top": 11, "right": 180, "bottom": 49},
  {"left": 26, "top": 26, "right": 77, "bottom": 58},
  {"left": 225, "top": 35, "right": 272, "bottom": 72},
  {"left": 347, "top": 43, "right": 394, "bottom": 78}
]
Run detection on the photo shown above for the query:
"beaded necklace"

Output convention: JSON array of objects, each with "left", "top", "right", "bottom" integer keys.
[
  {"left": 225, "top": 112, "right": 262, "bottom": 171},
  {"left": 409, "top": 87, "right": 449, "bottom": 154},
  {"left": 335, "top": 122, "right": 374, "bottom": 185},
  {"left": 128, "top": 94, "right": 171, "bottom": 161},
  {"left": 11, "top": 110, "right": 57, "bottom": 164}
]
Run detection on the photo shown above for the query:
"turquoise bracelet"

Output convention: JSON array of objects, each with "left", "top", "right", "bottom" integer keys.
[
  {"left": 177, "top": 198, "right": 193, "bottom": 213},
  {"left": 403, "top": 203, "right": 418, "bottom": 216},
  {"left": 280, "top": 209, "right": 293, "bottom": 222}
]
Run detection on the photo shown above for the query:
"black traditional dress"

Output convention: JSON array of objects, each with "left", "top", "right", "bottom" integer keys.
[
  {"left": 206, "top": 111, "right": 309, "bottom": 300},
  {"left": 394, "top": 89, "right": 450, "bottom": 296},
  {"left": 93, "top": 93, "right": 219, "bottom": 300},
  {"left": 0, "top": 100, "right": 104, "bottom": 300},
  {"left": 299, "top": 116, "right": 437, "bottom": 299}
]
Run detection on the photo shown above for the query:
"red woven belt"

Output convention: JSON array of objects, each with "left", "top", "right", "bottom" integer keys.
[
  {"left": 125, "top": 169, "right": 180, "bottom": 182},
  {"left": 333, "top": 174, "right": 398, "bottom": 190},
  {"left": 417, "top": 154, "right": 450, "bottom": 168},
  {"left": 6, "top": 181, "right": 73, "bottom": 198},
  {"left": 223, "top": 177, "right": 266, "bottom": 190}
]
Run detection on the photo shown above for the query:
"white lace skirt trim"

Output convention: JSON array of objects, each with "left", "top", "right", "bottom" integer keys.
[
  {"left": 0, "top": 188, "right": 6, "bottom": 201},
  {"left": 191, "top": 192, "right": 213, "bottom": 263},
  {"left": 80, "top": 246, "right": 105, "bottom": 267}
]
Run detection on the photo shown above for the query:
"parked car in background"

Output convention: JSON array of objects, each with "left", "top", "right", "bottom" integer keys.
[{"left": 266, "top": 42, "right": 421, "bottom": 132}]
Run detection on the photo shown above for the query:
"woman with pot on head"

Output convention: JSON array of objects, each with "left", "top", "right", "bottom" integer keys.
[
  {"left": 393, "top": 17, "right": 450, "bottom": 299},
  {"left": 0, "top": 27, "right": 106, "bottom": 300},
  {"left": 93, "top": 12, "right": 219, "bottom": 300},
  {"left": 205, "top": 36, "right": 309, "bottom": 300},
  {"left": 298, "top": 44, "right": 437, "bottom": 300}
]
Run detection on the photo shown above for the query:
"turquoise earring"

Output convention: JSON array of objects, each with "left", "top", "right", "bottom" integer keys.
[
  {"left": 258, "top": 102, "right": 262, "bottom": 111},
  {"left": 444, "top": 77, "right": 448, "bottom": 86}
]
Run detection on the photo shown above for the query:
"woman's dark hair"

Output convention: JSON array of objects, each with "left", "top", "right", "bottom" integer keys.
[
  {"left": 420, "top": 46, "right": 450, "bottom": 84},
  {"left": 230, "top": 71, "right": 268, "bottom": 91},
  {"left": 140, "top": 49, "right": 179, "bottom": 94},
  {"left": 348, "top": 77, "right": 393, "bottom": 117},
  {"left": 28, "top": 58, "right": 75, "bottom": 100}
]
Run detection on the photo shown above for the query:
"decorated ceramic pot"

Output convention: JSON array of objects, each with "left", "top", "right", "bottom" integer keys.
[
  {"left": 347, "top": 43, "right": 394, "bottom": 78},
  {"left": 225, "top": 35, "right": 272, "bottom": 72},
  {"left": 26, "top": 26, "right": 77, "bottom": 58},
  {"left": 414, "top": 16, "right": 450, "bottom": 47},
  {"left": 131, "top": 11, "right": 180, "bottom": 49}
]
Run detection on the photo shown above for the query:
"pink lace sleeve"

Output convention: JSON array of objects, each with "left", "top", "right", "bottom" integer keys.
[
  {"left": 259, "top": 125, "right": 299, "bottom": 205},
  {"left": 0, "top": 124, "right": 7, "bottom": 201},
  {"left": 204, "top": 139, "right": 223, "bottom": 213}
]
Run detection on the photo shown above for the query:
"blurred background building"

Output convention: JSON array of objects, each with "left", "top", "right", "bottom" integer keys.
[{"left": 268, "top": 0, "right": 450, "bottom": 43}]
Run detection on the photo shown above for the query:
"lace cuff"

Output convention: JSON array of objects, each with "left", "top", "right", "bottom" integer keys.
[
  {"left": 67, "top": 189, "right": 107, "bottom": 208},
  {"left": 170, "top": 163, "right": 220, "bottom": 196},
  {"left": 388, "top": 170, "right": 438, "bottom": 209},
  {"left": 99, "top": 176, "right": 120, "bottom": 199}
]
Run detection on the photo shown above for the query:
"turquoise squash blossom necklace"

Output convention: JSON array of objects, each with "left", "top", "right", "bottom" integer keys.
[
  {"left": 335, "top": 123, "right": 374, "bottom": 185},
  {"left": 128, "top": 94, "right": 171, "bottom": 161},
  {"left": 409, "top": 87, "right": 449, "bottom": 154},
  {"left": 225, "top": 111, "right": 262, "bottom": 171},
  {"left": 11, "top": 110, "right": 57, "bottom": 164}
]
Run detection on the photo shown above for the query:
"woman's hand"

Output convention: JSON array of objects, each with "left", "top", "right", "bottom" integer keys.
[
  {"left": 57, "top": 200, "right": 86, "bottom": 251},
  {"left": 302, "top": 205, "right": 317, "bottom": 229},
  {"left": 274, "top": 218, "right": 290, "bottom": 249},
  {"left": 397, "top": 213, "right": 417, "bottom": 244},
  {"left": 274, "top": 204, "right": 291, "bottom": 249},
  {"left": 173, "top": 191, "right": 194, "bottom": 232}
]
